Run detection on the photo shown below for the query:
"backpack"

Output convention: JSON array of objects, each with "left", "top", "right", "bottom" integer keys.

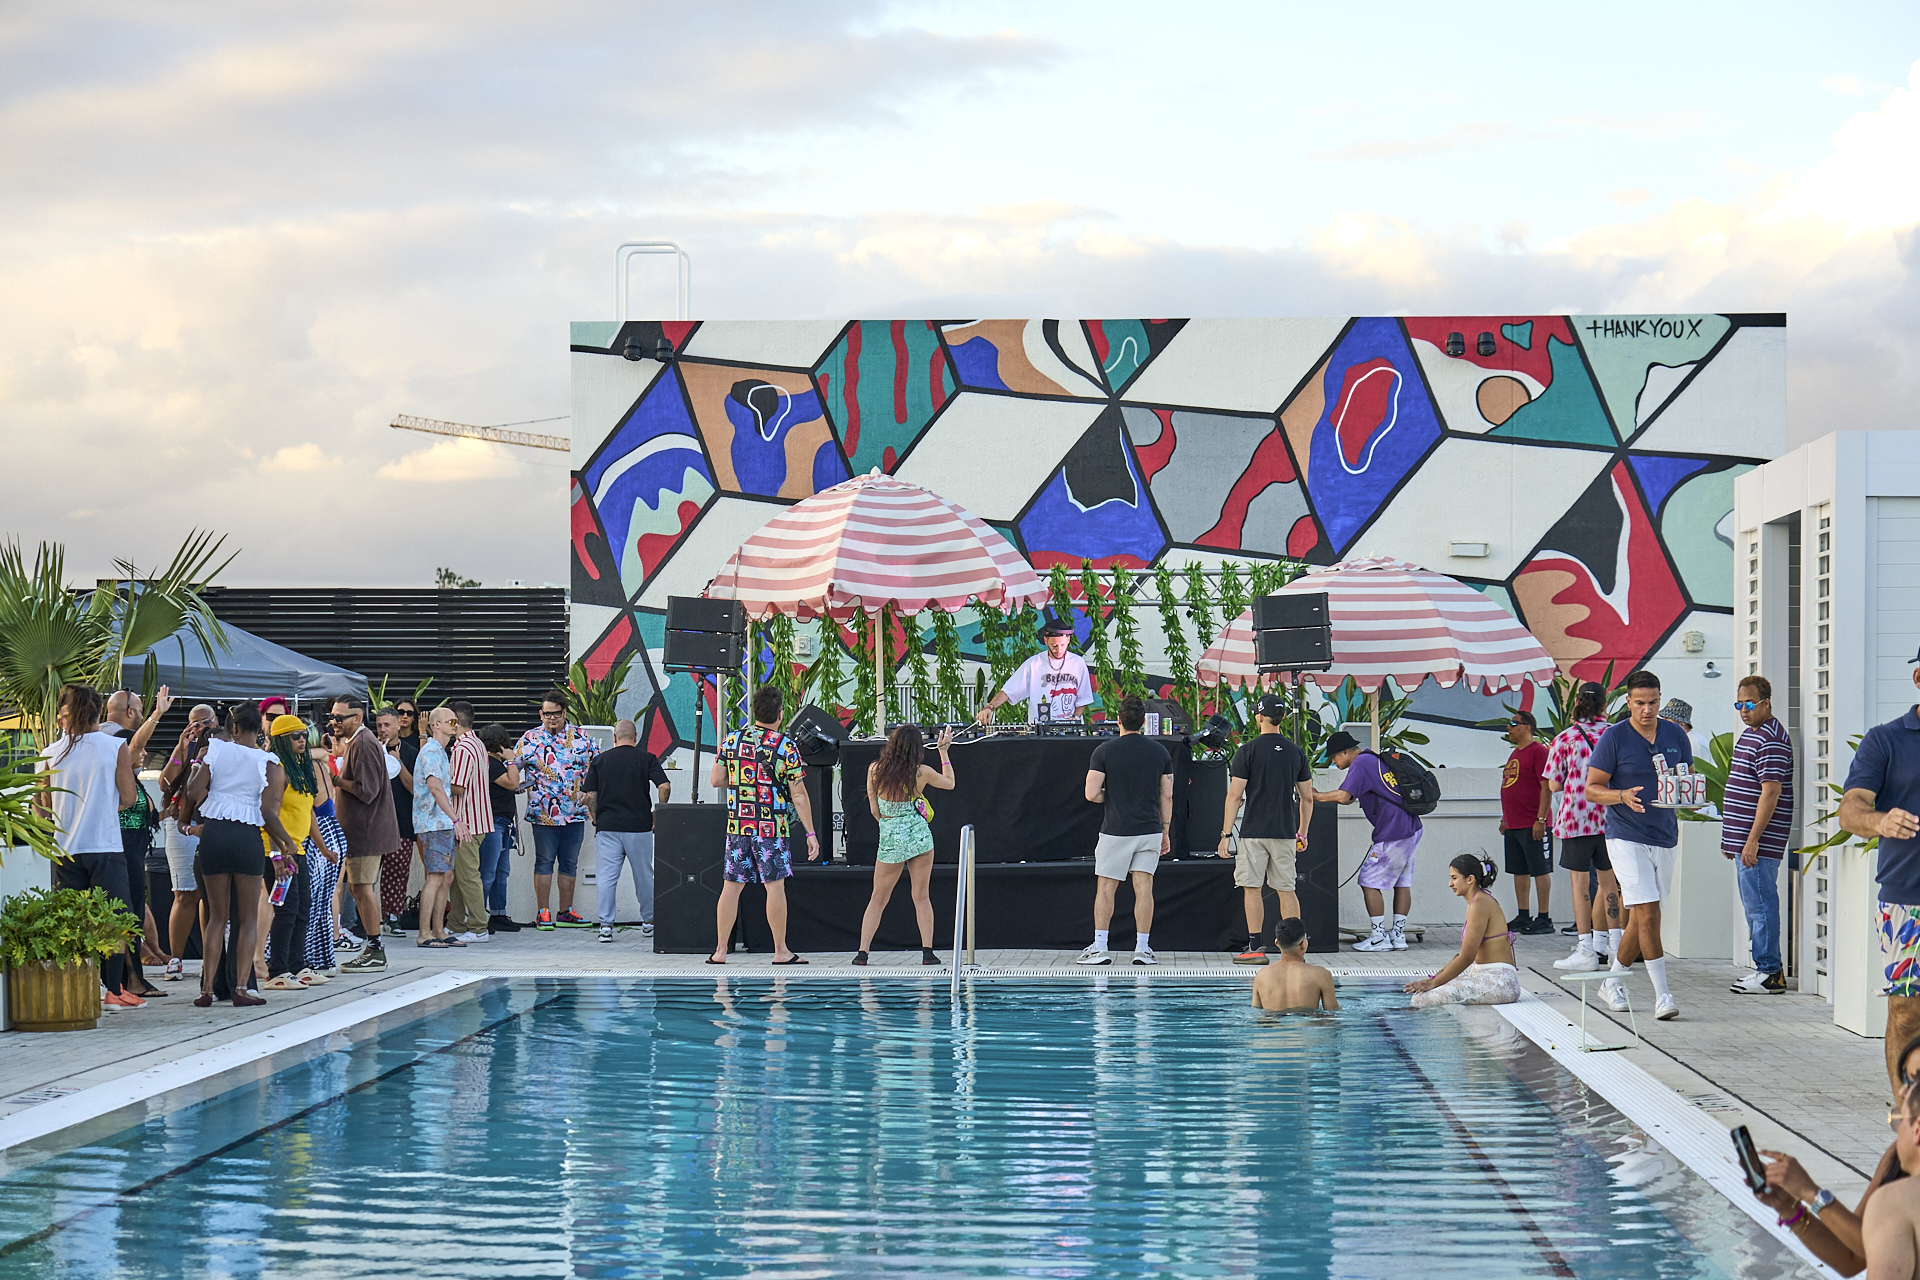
[{"left": 1366, "top": 748, "right": 1441, "bottom": 817}]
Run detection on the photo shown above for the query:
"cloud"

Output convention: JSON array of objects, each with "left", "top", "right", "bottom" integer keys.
[
  {"left": 1822, "top": 75, "right": 1871, "bottom": 96},
  {"left": 258, "top": 442, "right": 341, "bottom": 473},
  {"left": 1609, "top": 188, "right": 1653, "bottom": 207},
  {"left": 1314, "top": 122, "right": 1516, "bottom": 163},
  {"left": 375, "top": 438, "right": 526, "bottom": 483}
]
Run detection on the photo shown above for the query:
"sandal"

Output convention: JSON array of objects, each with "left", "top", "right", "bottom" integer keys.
[
  {"left": 921, "top": 950, "right": 941, "bottom": 966},
  {"left": 772, "top": 955, "right": 809, "bottom": 965},
  {"left": 852, "top": 951, "right": 868, "bottom": 966},
  {"left": 416, "top": 938, "right": 450, "bottom": 948},
  {"left": 442, "top": 935, "right": 467, "bottom": 947},
  {"left": 703, "top": 957, "right": 725, "bottom": 965},
  {"left": 263, "top": 975, "right": 303, "bottom": 991}
]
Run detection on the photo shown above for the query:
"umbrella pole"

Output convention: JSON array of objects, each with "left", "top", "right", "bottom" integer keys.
[
  {"left": 873, "top": 607, "right": 885, "bottom": 733},
  {"left": 1369, "top": 688, "right": 1380, "bottom": 752}
]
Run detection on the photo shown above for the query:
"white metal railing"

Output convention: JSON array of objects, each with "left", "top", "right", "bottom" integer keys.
[{"left": 950, "top": 824, "right": 977, "bottom": 1000}]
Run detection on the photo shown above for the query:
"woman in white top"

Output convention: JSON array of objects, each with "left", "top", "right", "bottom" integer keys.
[
  {"left": 183, "top": 703, "right": 297, "bottom": 1008},
  {"left": 38, "top": 686, "right": 138, "bottom": 1005}
]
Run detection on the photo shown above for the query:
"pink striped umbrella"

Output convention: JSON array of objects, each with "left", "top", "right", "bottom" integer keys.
[
  {"left": 1198, "top": 556, "right": 1557, "bottom": 696},
  {"left": 707, "top": 471, "right": 1049, "bottom": 621}
]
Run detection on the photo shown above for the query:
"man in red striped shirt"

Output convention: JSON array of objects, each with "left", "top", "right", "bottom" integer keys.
[
  {"left": 447, "top": 701, "right": 495, "bottom": 946},
  {"left": 1725, "top": 675, "right": 1793, "bottom": 994}
]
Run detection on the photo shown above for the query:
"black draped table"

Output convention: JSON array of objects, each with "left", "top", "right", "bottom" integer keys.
[{"left": 838, "top": 735, "right": 1196, "bottom": 864}]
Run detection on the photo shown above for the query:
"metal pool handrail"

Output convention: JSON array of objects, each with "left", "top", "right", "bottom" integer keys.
[{"left": 951, "top": 824, "right": 977, "bottom": 1001}]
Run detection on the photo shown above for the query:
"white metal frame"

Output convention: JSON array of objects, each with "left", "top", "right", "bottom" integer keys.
[{"left": 614, "top": 241, "right": 691, "bottom": 322}]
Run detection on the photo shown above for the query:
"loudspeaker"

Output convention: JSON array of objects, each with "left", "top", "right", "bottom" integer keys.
[
  {"left": 1252, "top": 592, "right": 1328, "bottom": 631},
  {"left": 665, "top": 597, "right": 746, "bottom": 635},
  {"left": 1256, "top": 627, "right": 1333, "bottom": 667},
  {"left": 1184, "top": 757, "right": 1229, "bottom": 853},
  {"left": 787, "top": 703, "right": 845, "bottom": 768},
  {"left": 664, "top": 629, "right": 744, "bottom": 670},
  {"left": 653, "top": 804, "right": 729, "bottom": 954},
  {"left": 1298, "top": 800, "right": 1340, "bottom": 953},
  {"left": 1145, "top": 697, "right": 1192, "bottom": 734}
]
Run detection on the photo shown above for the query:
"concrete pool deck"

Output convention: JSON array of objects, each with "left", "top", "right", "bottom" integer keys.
[{"left": 0, "top": 924, "right": 1887, "bottom": 1211}]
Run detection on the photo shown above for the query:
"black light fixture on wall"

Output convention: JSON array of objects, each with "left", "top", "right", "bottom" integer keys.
[
  {"left": 1477, "top": 331, "right": 1497, "bottom": 357},
  {"left": 1444, "top": 332, "right": 1465, "bottom": 357}
]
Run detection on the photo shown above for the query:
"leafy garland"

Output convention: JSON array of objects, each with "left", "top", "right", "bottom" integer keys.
[
  {"left": 847, "top": 607, "right": 878, "bottom": 737},
  {"left": 1184, "top": 563, "right": 1218, "bottom": 711},
  {"left": 765, "top": 613, "right": 799, "bottom": 721},
  {"left": 1078, "top": 561, "right": 1117, "bottom": 715},
  {"left": 906, "top": 611, "right": 935, "bottom": 724},
  {"left": 931, "top": 608, "right": 967, "bottom": 722},
  {"left": 1152, "top": 564, "right": 1195, "bottom": 722},
  {"left": 810, "top": 621, "right": 848, "bottom": 720},
  {"left": 1109, "top": 567, "right": 1147, "bottom": 700}
]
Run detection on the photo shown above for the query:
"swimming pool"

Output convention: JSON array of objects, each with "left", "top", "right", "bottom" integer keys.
[{"left": 0, "top": 978, "right": 1818, "bottom": 1278}]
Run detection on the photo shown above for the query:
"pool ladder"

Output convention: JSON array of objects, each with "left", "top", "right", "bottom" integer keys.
[{"left": 950, "top": 824, "right": 979, "bottom": 1000}]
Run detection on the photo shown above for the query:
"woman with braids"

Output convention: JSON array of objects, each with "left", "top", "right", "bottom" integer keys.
[
  {"left": 183, "top": 703, "right": 298, "bottom": 1008},
  {"left": 38, "top": 686, "right": 141, "bottom": 1008},
  {"left": 262, "top": 715, "right": 331, "bottom": 989},
  {"left": 1404, "top": 853, "right": 1521, "bottom": 1007},
  {"left": 854, "top": 724, "right": 956, "bottom": 966}
]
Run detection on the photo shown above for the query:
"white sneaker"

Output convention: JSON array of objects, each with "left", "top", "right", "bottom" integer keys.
[
  {"left": 1729, "top": 971, "right": 1770, "bottom": 995},
  {"left": 598, "top": 926, "right": 614, "bottom": 943},
  {"left": 1553, "top": 942, "right": 1601, "bottom": 972},
  {"left": 1075, "top": 945, "right": 1112, "bottom": 966},
  {"left": 1598, "top": 978, "right": 1630, "bottom": 1012},
  {"left": 640, "top": 923, "right": 654, "bottom": 937},
  {"left": 1132, "top": 947, "right": 1157, "bottom": 966},
  {"left": 1352, "top": 926, "right": 1392, "bottom": 952},
  {"left": 1388, "top": 926, "right": 1408, "bottom": 951},
  {"left": 1655, "top": 995, "right": 1679, "bottom": 1021},
  {"left": 457, "top": 931, "right": 488, "bottom": 945}
]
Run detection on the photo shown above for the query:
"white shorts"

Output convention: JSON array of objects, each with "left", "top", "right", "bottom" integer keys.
[
  {"left": 1606, "top": 839, "right": 1674, "bottom": 908},
  {"left": 163, "top": 818, "right": 198, "bottom": 893},
  {"left": 1094, "top": 832, "right": 1161, "bottom": 880}
]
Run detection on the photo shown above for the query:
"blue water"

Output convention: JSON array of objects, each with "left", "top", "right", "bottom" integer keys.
[{"left": 0, "top": 979, "right": 1814, "bottom": 1278}]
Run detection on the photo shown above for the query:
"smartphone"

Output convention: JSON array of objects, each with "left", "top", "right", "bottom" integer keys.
[{"left": 1732, "top": 1125, "right": 1768, "bottom": 1193}]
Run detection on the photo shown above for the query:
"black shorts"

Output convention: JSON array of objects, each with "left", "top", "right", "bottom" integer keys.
[
  {"left": 1503, "top": 828, "right": 1552, "bottom": 878},
  {"left": 198, "top": 818, "right": 269, "bottom": 878},
  {"left": 1558, "top": 834, "right": 1611, "bottom": 873}
]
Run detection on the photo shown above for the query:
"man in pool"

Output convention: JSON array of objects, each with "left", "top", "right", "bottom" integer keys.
[{"left": 1250, "top": 918, "right": 1338, "bottom": 1011}]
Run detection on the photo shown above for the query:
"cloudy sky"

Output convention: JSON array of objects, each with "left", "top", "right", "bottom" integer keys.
[{"left": 5, "top": 1, "right": 1918, "bottom": 588}]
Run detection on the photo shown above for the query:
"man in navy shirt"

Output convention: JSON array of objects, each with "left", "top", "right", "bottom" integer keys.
[
  {"left": 1586, "top": 670, "right": 1693, "bottom": 1022},
  {"left": 1841, "top": 652, "right": 1920, "bottom": 1090}
]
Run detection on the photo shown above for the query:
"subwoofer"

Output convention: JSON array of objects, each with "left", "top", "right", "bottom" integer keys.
[{"left": 653, "top": 804, "right": 729, "bottom": 954}]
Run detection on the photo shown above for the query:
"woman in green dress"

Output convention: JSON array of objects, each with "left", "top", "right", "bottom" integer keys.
[{"left": 855, "top": 724, "right": 956, "bottom": 966}]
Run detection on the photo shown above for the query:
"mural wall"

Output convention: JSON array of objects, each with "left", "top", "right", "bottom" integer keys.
[{"left": 568, "top": 315, "right": 1786, "bottom": 765}]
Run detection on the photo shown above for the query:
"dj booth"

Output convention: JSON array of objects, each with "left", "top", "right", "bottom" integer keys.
[{"left": 653, "top": 727, "right": 1340, "bottom": 955}]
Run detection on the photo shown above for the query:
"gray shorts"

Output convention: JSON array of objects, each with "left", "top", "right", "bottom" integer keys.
[{"left": 1094, "top": 832, "right": 1161, "bottom": 880}]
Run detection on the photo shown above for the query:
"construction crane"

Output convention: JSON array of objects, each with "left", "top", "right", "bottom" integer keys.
[{"left": 390, "top": 413, "right": 568, "bottom": 452}]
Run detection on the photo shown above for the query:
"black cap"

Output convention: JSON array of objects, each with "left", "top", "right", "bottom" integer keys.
[
  {"left": 1578, "top": 681, "right": 1604, "bottom": 698},
  {"left": 1325, "top": 730, "right": 1361, "bottom": 755},
  {"left": 1040, "top": 611, "right": 1074, "bottom": 637},
  {"left": 1254, "top": 693, "right": 1288, "bottom": 721}
]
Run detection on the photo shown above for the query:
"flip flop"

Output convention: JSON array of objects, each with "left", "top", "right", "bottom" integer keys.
[
  {"left": 417, "top": 938, "right": 450, "bottom": 949},
  {"left": 772, "top": 955, "right": 809, "bottom": 965},
  {"left": 703, "top": 958, "right": 726, "bottom": 965}
]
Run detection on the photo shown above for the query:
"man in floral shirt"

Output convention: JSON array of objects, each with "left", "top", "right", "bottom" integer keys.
[
  {"left": 707, "top": 685, "right": 819, "bottom": 965},
  {"left": 513, "top": 689, "right": 600, "bottom": 929},
  {"left": 1545, "top": 681, "right": 1620, "bottom": 972}
]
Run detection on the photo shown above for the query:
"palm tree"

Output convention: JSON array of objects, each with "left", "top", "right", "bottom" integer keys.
[{"left": 0, "top": 531, "right": 234, "bottom": 748}]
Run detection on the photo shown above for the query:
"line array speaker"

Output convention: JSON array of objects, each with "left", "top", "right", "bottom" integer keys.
[
  {"left": 1251, "top": 592, "right": 1328, "bottom": 631},
  {"left": 665, "top": 597, "right": 746, "bottom": 635},
  {"left": 663, "top": 629, "right": 744, "bottom": 670}
]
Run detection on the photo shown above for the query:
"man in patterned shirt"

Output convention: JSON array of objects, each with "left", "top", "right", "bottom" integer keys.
[
  {"left": 512, "top": 690, "right": 601, "bottom": 929},
  {"left": 707, "top": 685, "right": 819, "bottom": 965},
  {"left": 1726, "top": 675, "right": 1793, "bottom": 995},
  {"left": 1546, "top": 682, "right": 1620, "bottom": 972}
]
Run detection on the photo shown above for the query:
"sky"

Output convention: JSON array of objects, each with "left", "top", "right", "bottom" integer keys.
[{"left": 4, "top": 1, "right": 1918, "bottom": 588}]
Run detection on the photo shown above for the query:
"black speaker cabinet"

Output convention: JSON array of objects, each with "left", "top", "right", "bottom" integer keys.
[
  {"left": 665, "top": 597, "right": 746, "bottom": 634},
  {"left": 786, "top": 703, "right": 846, "bottom": 767},
  {"left": 653, "top": 804, "right": 729, "bottom": 954},
  {"left": 1184, "top": 757, "right": 1229, "bottom": 853},
  {"left": 1255, "top": 626, "right": 1333, "bottom": 667},
  {"left": 663, "top": 629, "right": 744, "bottom": 671},
  {"left": 1297, "top": 800, "right": 1339, "bottom": 953},
  {"left": 1252, "top": 592, "right": 1329, "bottom": 631}
]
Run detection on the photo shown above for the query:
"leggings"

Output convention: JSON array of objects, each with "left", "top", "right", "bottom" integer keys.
[
  {"left": 380, "top": 838, "right": 415, "bottom": 917},
  {"left": 304, "top": 817, "right": 344, "bottom": 972}
]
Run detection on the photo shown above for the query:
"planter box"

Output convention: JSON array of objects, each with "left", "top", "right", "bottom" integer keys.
[
  {"left": 0, "top": 852, "right": 52, "bottom": 1032},
  {"left": 6, "top": 958, "right": 100, "bottom": 1032},
  {"left": 1660, "top": 820, "right": 1736, "bottom": 960}
]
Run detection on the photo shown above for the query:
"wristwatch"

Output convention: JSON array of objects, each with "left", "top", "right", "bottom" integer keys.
[{"left": 1810, "top": 1188, "right": 1837, "bottom": 1214}]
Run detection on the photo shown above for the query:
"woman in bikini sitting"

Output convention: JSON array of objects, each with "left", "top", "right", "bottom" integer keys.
[{"left": 1404, "top": 853, "right": 1522, "bottom": 1007}]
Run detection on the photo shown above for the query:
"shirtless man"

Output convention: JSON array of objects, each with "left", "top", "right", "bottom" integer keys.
[
  {"left": 1250, "top": 918, "right": 1339, "bottom": 1011},
  {"left": 1865, "top": 1079, "right": 1920, "bottom": 1280}
]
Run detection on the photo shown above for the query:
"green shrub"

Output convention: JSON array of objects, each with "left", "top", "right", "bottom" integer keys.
[{"left": 0, "top": 887, "right": 140, "bottom": 970}]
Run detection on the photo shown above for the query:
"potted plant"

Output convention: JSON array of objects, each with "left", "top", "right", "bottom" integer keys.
[{"left": 0, "top": 887, "right": 139, "bottom": 1032}]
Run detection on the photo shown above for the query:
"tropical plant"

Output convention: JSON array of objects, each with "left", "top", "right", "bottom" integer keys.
[
  {"left": 434, "top": 567, "right": 480, "bottom": 588},
  {"left": 0, "top": 886, "right": 141, "bottom": 970},
  {"left": 806, "top": 623, "right": 849, "bottom": 722},
  {"left": 1152, "top": 565, "right": 1196, "bottom": 724},
  {"left": 1477, "top": 663, "right": 1628, "bottom": 737},
  {"left": 565, "top": 655, "right": 632, "bottom": 725},
  {"left": 1319, "top": 677, "right": 1431, "bottom": 765},
  {"left": 1216, "top": 563, "right": 1247, "bottom": 634},
  {"left": 366, "top": 673, "right": 435, "bottom": 715},
  {"left": 1797, "top": 733, "right": 1873, "bottom": 868},
  {"left": 1109, "top": 567, "right": 1147, "bottom": 701},
  {"left": 906, "top": 611, "right": 935, "bottom": 724},
  {"left": 1675, "top": 731, "right": 1736, "bottom": 823},
  {"left": 848, "top": 608, "right": 879, "bottom": 736},
  {"left": 1184, "top": 563, "right": 1217, "bottom": 657},
  {"left": 0, "top": 532, "right": 232, "bottom": 749},
  {"left": 1077, "top": 561, "right": 1117, "bottom": 716},
  {"left": 0, "top": 751, "right": 63, "bottom": 863}
]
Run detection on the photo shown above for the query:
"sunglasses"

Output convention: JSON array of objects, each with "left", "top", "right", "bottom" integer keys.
[
  {"left": 1733, "top": 700, "right": 1765, "bottom": 712},
  {"left": 1892, "top": 1109, "right": 1912, "bottom": 1135},
  {"left": 396, "top": 708, "right": 416, "bottom": 717}
]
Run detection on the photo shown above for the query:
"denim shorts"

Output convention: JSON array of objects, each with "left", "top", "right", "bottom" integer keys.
[{"left": 531, "top": 821, "right": 584, "bottom": 876}]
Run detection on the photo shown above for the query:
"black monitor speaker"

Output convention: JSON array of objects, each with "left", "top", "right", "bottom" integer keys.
[
  {"left": 665, "top": 597, "right": 746, "bottom": 635},
  {"left": 653, "top": 804, "right": 730, "bottom": 954},
  {"left": 663, "top": 629, "right": 744, "bottom": 670},
  {"left": 1252, "top": 592, "right": 1329, "bottom": 631},
  {"left": 787, "top": 703, "right": 846, "bottom": 768},
  {"left": 1145, "top": 697, "right": 1192, "bottom": 733},
  {"left": 1255, "top": 627, "right": 1333, "bottom": 667}
]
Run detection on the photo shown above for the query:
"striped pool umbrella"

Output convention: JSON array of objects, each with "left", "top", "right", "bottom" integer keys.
[
  {"left": 1198, "top": 556, "right": 1556, "bottom": 710},
  {"left": 708, "top": 471, "right": 1050, "bottom": 721}
]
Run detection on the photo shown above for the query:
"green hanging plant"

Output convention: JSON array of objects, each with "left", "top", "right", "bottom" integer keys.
[
  {"left": 807, "top": 621, "right": 848, "bottom": 722},
  {"left": 1110, "top": 566, "right": 1147, "bottom": 701},
  {"left": 765, "top": 613, "right": 798, "bottom": 722},
  {"left": 848, "top": 608, "right": 877, "bottom": 737},
  {"left": 1217, "top": 562, "right": 1246, "bottom": 628},
  {"left": 907, "top": 610, "right": 935, "bottom": 725},
  {"left": 1048, "top": 563, "right": 1077, "bottom": 632},
  {"left": 1078, "top": 561, "right": 1117, "bottom": 716},
  {"left": 1184, "top": 561, "right": 1217, "bottom": 656},
  {"left": 1153, "top": 564, "right": 1195, "bottom": 723},
  {"left": 932, "top": 609, "right": 967, "bottom": 723}
]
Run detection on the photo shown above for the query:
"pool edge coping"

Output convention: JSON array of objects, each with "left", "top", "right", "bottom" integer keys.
[{"left": 1496, "top": 996, "right": 1841, "bottom": 1279}]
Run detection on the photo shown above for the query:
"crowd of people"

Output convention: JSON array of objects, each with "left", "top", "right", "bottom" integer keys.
[{"left": 35, "top": 685, "right": 674, "bottom": 1008}]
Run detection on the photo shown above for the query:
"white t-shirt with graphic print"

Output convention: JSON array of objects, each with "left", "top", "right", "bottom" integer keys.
[{"left": 999, "top": 650, "right": 1095, "bottom": 723}]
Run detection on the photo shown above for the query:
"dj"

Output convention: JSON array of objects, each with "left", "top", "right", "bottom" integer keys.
[{"left": 974, "top": 614, "right": 1095, "bottom": 725}]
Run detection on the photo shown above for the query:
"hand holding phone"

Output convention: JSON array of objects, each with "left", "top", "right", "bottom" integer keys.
[{"left": 1732, "top": 1125, "right": 1769, "bottom": 1194}]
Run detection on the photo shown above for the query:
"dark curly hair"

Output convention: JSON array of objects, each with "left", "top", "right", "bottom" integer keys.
[
  {"left": 1449, "top": 851, "right": 1498, "bottom": 889},
  {"left": 872, "top": 724, "right": 925, "bottom": 802}
]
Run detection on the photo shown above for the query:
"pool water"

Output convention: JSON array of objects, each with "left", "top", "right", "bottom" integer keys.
[{"left": 0, "top": 978, "right": 1815, "bottom": 1278}]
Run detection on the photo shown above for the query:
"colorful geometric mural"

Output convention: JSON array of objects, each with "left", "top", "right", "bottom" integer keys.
[{"left": 570, "top": 315, "right": 1786, "bottom": 738}]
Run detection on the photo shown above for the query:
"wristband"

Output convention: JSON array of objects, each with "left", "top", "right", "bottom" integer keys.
[{"left": 1777, "top": 1205, "right": 1807, "bottom": 1229}]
